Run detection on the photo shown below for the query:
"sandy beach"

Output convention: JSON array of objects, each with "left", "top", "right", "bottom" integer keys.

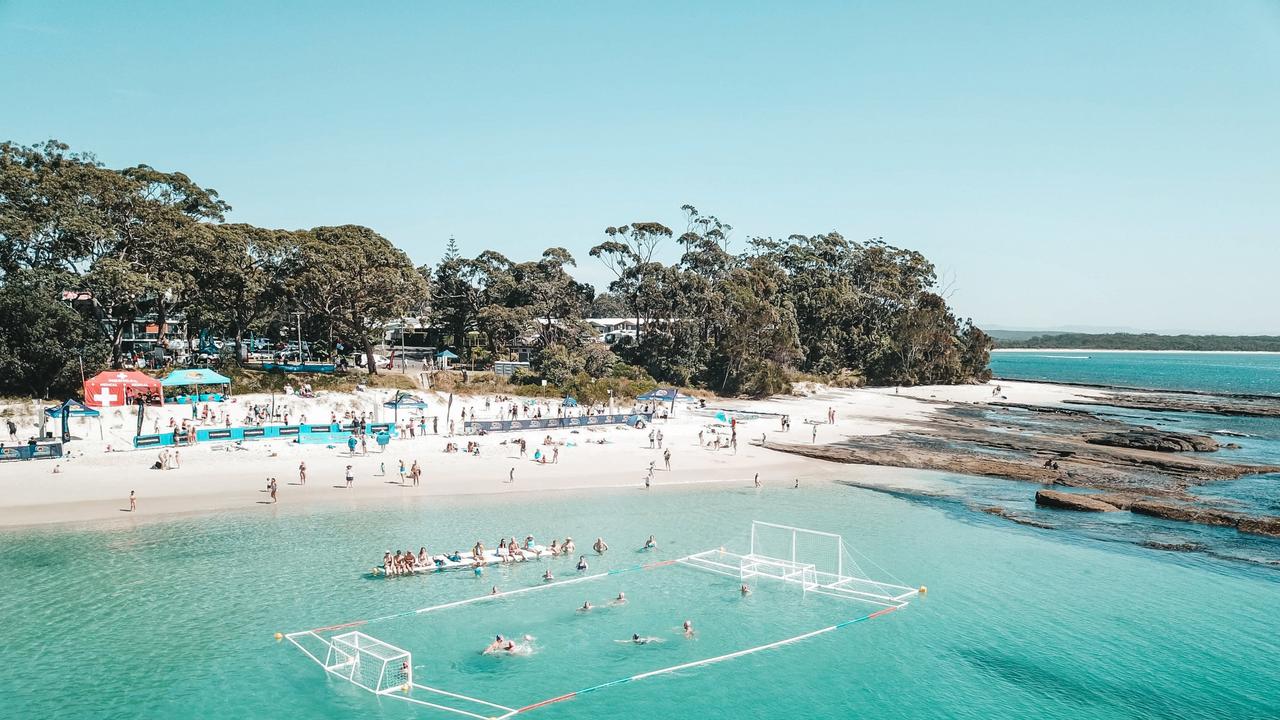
[{"left": 0, "top": 380, "right": 1100, "bottom": 529}]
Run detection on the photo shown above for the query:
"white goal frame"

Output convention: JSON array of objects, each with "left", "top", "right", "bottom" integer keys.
[{"left": 285, "top": 520, "right": 919, "bottom": 718}]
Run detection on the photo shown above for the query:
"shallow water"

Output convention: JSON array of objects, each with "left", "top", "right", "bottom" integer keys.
[
  {"left": 2, "top": 482, "right": 1277, "bottom": 719},
  {"left": 990, "top": 350, "right": 1280, "bottom": 396}
]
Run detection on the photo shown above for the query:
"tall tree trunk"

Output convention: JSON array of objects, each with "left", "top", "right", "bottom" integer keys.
[
  {"left": 364, "top": 340, "right": 379, "bottom": 376},
  {"left": 233, "top": 325, "right": 245, "bottom": 366}
]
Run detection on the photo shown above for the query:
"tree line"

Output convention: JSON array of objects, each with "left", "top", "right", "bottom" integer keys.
[
  {"left": 0, "top": 139, "right": 991, "bottom": 398},
  {"left": 995, "top": 333, "right": 1280, "bottom": 352}
]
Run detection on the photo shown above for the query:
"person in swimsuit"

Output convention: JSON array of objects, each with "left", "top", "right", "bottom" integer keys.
[
  {"left": 578, "top": 600, "right": 593, "bottom": 612},
  {"left": 576, "top": 556, "right": 588, "bottom": 571},
  {"left": 129, "top": 490, "right": 136, "bottom": 512},
  {"left": 593, "top": 537, "right": 608, "bottom": 554},
  {"left": 683, "top": 620, "right": 694, "bottom": 638},
  {"left": 299, "top": 461, "right": 306, "bottom": 485},
  {"left": 740, "top": 584, "right": 751, "bottom": 596},
  {"left": 643, "top": 535, "right": 656, "bottom": 549},
  {"left": 543, "top": 568, "right": 554, "bottom": 582}
]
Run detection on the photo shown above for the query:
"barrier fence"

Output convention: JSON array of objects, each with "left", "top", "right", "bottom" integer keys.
[
  {"left": 133, "top": 422, "right": 396, "bottom": 449},
  {"left": 463, "top": 413, "right": 651, "bottom": 434},
  {"left": 0, "top": 441, "right": 64, "bottom": 461}
]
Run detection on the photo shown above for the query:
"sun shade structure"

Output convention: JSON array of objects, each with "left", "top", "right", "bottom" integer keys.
[
  {"left": 83, "top": 370, "right": 163, "bottom": 407},
  {"left": 383, "top": 392, "right": 430, "bottom": 425},
  {"left": 160, "top": 368, "right": 232, "bottom": 387},
  {"left": 45, "top": 398, "right": 102, "bottom": 442}
]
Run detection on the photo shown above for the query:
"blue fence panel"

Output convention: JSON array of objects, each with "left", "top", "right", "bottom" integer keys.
[
  {"left": 463, "top": 413, "right": 651, "bottom": 434},
  {"left": 133, "top": 422, "right": 397, "bottom": 448}
]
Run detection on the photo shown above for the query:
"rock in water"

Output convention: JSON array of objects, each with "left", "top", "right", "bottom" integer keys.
[
  {"left": 1082, "top": 429, "right": 1220, "bottom": 453},
  {"left": 1035, "top": 490, "right": 1119, "bottom": 512}
]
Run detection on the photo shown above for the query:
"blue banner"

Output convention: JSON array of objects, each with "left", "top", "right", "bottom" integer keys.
[
  {"left": 133, "top": 422, "right": 397, "bottom": 448},
  {"left": 463, "top": 413, "right": 651, "bottom": 433},
  {"left": 0, "top": 442, "right": 64, "bottom": 461}
]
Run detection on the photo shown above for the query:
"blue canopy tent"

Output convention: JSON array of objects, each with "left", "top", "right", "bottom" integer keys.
[
  {"left": 636, "top": 387, "right": 677, "bottom": 402},
  {"left": 562, "top": 396, "right": 578, "bottom": 407},
  {"left": 383, "top": 392, "right": 430, "bottom": 426},
  {"left": 45, "top": 398, "right": 101, "bottom": 442},
  {"left": 160, "top": 368, "right": 232, "bottom": 403},
  {"left": 435, "top": 349, "right": 459, "bottom": 369}
]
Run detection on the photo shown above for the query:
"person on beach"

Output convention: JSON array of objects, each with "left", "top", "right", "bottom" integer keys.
[
  {"left": 299, "top": 461, "right": 306, "bottom": 485},
  {"left": 507, "top": 467, "right": 515, "bottom": 483},
  {"left": 664, "top": 448, "right": 671, "bottom": 470},
  {"left": 648, "top": 429, "right": 655, "bottom": 448},
  {"left": 347, "top": 435, "right": 358, "bottom": 455},
  {"left": 656, "top": 430, "right": 663, "bottom": 449},
  {"left": 269, "top": 477, "right": 278, "bottom": 503},
  {"left": 811, "top": 424, "right": 818, "bottom": 443},
  {"left": 552, "top": 447, "right": 559, "bottom": 464},
  {"left": 754, "top": 473, "right": 761, "bottom": 488},
  {"left": 345, "top": 465, "right": 354, "bottom": 488},
  {"left": 128, "top": 490, "right": 136, "bottom": 512},
  {"left": 411, "top": 461, "right": 421, "bottom": 486},
  {"left": 398, "top": 460, "right": 406, "bottom": 484},
  {"left": 794, "top": 478, "right": 799, "bottom": 489},
  {"left": 174, "top": 450, "right": 181, "bottom": 469},
  {"left": 593, "top": 537, "right": 609, "bottom": 554}
]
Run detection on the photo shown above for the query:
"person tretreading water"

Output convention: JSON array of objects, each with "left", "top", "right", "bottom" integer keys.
[
  {"left": 576, "top": 555, "right": 588, "bottom": 571},
  {"left": 643, "top": 535, "right": 656, "bottom": 549},
  {"left": 683, "top": 620, "right": 694, "bottom": 638},
  {"left": 593, "top": 537, "right": 609, "bottom": 554},
  {"left": 578, "top": 600, "right": 593, "bottom": 612},
  {"left": 610, "top": 592, "right": 627, "bottom": 605}
]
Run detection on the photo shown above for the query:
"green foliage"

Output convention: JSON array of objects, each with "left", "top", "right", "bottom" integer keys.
[
  {"left": 995, "top": 333, "right": 1280, "bottom": 352},
  {"left": 0, "top": 270, "right": 109, "bottom": 397}
]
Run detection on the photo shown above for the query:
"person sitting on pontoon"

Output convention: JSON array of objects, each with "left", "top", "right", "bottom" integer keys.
[
  {"left": 448, "top": 550, "right": 463, "bottom": 563},
  {"left": 418, "top": 547, "right": 428, "bottom": 565},
  {"left": 383, "top": 551, "right": 394, "bottom": 574},
  {"left": 472, "top": 541, "right": 486, "bottom": 562},
  {"left": 497, "top": 539, "right": 512, "bottom": 562},
  {"left": 524, "top": 535, "right": 536, "bottom": 550}
]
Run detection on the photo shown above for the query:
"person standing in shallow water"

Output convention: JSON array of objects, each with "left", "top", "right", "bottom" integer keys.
[{"left": 128, "top": 490, "right": 136, "bottom": 512}]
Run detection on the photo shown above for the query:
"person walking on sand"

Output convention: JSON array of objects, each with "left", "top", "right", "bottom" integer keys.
[
  {"left": 398, "top": 459, "right": 406, "bottom": 484},
  {"left": 663, "top": 448, "right": 671, "bottom": 470},
  {"left": 270, "top": 477, "right": 278, "bottom": 503},
  {"left": 811, "top": 424, "right": 818, "bottom": 443},
  {"left": 508, "top": 467, "right": 515, "bottom": 483},
  {"left": 553, "top": 447, "right": 559, "bottom": 464},
  {"left": 656, "top": 429, "right": 663, "bottom": 449},
  {"left": 345, "top": 465, "right": 354, "bottom": 488},
  {"left": 299, "top": 461, "right": 306, "bottom": 486},
  {"left": 128, "top": 490, "right": 136, "bottom": 512},
  {"left": 174, "top": 450, "right": 181, "bottom": 469},
  {"left": 648, "top": 429, "right": 655, "bottom": 448}
]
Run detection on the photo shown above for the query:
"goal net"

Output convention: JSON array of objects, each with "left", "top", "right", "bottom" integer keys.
[
  {"left": 748, "top": 521, "right": 842, "bottom": 584},
  {"left": 324, "top": 631, "right": 412, "bottom": 694}
]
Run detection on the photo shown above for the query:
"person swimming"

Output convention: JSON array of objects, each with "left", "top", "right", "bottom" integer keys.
[
  {"left": 620, "top": 633, "right": 662, "bottom": 645},
  {"left": 610, "top": 591, "right": 627, "bottom": 605},
  {"left": 683, "top": 620, "right": 694, "bottom": 638},
  {"left": 491, "top": 585, "right": 500, "bottom": 595},
  {"left": 576, "top": 555, "right": 588, "bottom": 571},
  {"left": 578, "top": 600, "right": 593, "bottom": 612},
  {"left": 740, "top": 583, "right": 751, "bottom": 596},
  {"left": 483, "top": 635, "right": 506, "bottom": 654},
  {"left": 593, "top": 537, "right": 608, "bottom": 554},
  {"left": 543, "top": 568, "right": 554, "bottom": 582},
  {"left": 643, "top": 535, "right": 656, "bottom": 549}
]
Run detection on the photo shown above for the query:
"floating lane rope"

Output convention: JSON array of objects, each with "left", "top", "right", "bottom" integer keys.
[{"left": 500, "top": 604, "right": 903, "bottom": 717}]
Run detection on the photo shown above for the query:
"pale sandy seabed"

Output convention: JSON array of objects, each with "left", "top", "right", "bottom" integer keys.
[{"left": 0, "top": 380, "right": 1100, "bottom": 529}]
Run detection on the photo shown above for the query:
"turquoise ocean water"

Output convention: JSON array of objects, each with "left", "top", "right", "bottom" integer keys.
[
  {"left": 2, "top": 352, "right": 1279, "bottom": 719},
  {"left": 990, "top": 350, "right": 1280, "bottom": 396}
]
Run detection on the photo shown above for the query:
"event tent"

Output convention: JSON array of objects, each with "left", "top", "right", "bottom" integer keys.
[
  {"left": 83, "top": 370, "right": 163, "bottom": 407},
  {"left": 383, "top": 392, "right": 430, "bottom": 425},
  {"left": 435, "top": 349, "right": 459, "bottom": 369},
  {"left": 637, "top": 388, "right": 678, "bottom": 402},
  {"left": 44, "top": 398, "right": 102, "bottom": 442},
  {"left": 160, "top": 368, "right": 232, "bottom": 388}
]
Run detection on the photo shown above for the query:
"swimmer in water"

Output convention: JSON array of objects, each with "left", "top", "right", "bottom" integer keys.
[
  {"left": 592, "top": 537, "right": 608, "bottom": 554},
  {"left": 610, "top": 592, "right": 627, "bottom": 605},
  {"left": 740, "top": 583, "right": 751, "bottom": 596},
  {"left": 683, "top": 620, "right": 694, "bottom": 638},
  {"left": 483, "top": 635, "right": 506, "bottom": 654},
  {"left": 620, "top": 633, "right": 662, "bottom": 645},
  {"left": 576, "top": 555, "right": 588, "bottom": 571},
  {"left": 643, "top": 535, "right": 657, "bottom": 549},
  {"left": 578, "top": 600, "right": 593, "bottom": 612},
  {"left": 490, "top": 585, "right": 500, "bottom": 595},
  {"left": 543, "top": 568, "right": 554, "bottom": 582}
]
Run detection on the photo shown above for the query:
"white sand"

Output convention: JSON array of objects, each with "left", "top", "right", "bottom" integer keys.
[{"left": 0, "top": 380, "right": 1097, "bottom": 528}]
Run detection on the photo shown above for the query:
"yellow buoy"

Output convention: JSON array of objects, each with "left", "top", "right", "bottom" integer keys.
[
  {"left": 918, "top": 586, "right": 928, "bottom": 595},
  {"left": 274, "top": 632, "right": 284, "bottom": 641},
  {"left": 402, "top": 684, "right": 410, "bottom": 693}
]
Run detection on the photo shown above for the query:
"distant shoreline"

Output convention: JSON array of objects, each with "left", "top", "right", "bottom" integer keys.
[{"left": 991, "top": 348, "right": 1280, "bottom": 355}]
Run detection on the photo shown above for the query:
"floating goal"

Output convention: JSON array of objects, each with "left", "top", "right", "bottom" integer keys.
[
  {"left": 284, "top": 521, "right": 920, "bottom": 718},
  {"left": 678, "top": 521, "right": 919, "bottom": 607}
]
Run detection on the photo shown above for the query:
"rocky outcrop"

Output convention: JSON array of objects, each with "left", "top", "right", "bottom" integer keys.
[
  {"left": 1082, "top": 429, "right": 1219, "bottom": 453},
  {"left": 1238, "top": 517, "right": 1280, "bottom": 538},
  {"left": 1034, "top": 490, "right": 1119, "bottom": 512},
  {"left": 1067, "top": 393, "right": 1280, "bottom": 418}
]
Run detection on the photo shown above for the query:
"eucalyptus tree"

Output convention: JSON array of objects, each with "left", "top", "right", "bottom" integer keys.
[
  {"left": 188, "top": 224, "right": 290, "bottom": 363},
  {"left": 289, "top": 225, "right": 428, "bottom": 374},
  {"left": 589, "top": 222, "right": 673, "bottom": 343}
]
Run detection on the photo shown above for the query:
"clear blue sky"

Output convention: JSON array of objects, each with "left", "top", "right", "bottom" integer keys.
[{"left": 3, "top": 1, "right": 1279, "bottom": 333}]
